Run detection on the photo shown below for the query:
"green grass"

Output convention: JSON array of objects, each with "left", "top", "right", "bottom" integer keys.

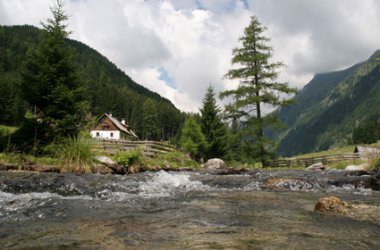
[
  {"left": 369, "top": 158, "right": 380, "bottom": 172},
  {"left": 141, "top": 150, "right": 199, "bottom": 169},
  {"left": 0, "top": 152, "right": 58, "bottom": 166},
  {"left": 46, "top": 136, "right": 94, "bottom": 173},
  {"left": 0, "top": 125, "right": 18, "bottom": 134},
  {"left": 292, "top": 145, "right": 356, "bottom": 159}
]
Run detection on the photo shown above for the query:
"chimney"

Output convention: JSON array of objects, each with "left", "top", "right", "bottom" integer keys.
[{"left": 121, "top": 118, "right": 126, "bottom": 125}]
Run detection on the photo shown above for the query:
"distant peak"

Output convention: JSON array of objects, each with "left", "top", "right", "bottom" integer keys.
[{"left": 369, "top": 49, "right": 380, "bottom": 60}]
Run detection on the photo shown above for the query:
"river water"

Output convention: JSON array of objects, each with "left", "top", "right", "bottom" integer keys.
[{"left": 0, "top": 170, "right": 379, "bottom": 249}]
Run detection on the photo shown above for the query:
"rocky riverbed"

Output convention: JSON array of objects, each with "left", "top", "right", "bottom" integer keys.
[{"left": 0, "top": 169, "right": 379, "bottom": 249}]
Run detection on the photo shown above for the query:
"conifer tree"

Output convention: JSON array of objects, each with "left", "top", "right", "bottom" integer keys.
[
  {"left": 179, "top": 116, "right": 208, "bottom": 161},
  {"left": 141, "top": 99, "right": 160, "bottom": 140},
  {"left": 19, "top": 0, "right": 87, "bottom": 147},
  {"left": 200, "top": 86, "right": 228, "bottom": 160},
  {"left": 220, "top": 16, "right": 296, "bottom": 164}
]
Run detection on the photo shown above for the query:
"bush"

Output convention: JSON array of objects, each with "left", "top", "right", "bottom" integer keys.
[
  {"left": 115, "top": 150, "right": 141, "bottom": 167},
  {"left": 47, "top": 136, "right": 94, "bottom": 173}
]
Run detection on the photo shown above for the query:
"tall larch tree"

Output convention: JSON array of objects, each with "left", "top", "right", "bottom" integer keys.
[
  {"left": 200, "top": 85, "right": 228, "bottom": 160},
  {"left": 19, "top": 0, "right": 88, "bottom": 148},
  {"left": 220, "top": 16, "right": 296, "bottom": 164}
]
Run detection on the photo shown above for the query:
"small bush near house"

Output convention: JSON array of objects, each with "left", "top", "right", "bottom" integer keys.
[{"left": 115, "top": 150, "right": 141, "bottom": 167}]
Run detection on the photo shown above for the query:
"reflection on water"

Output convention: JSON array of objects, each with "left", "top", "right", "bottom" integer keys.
[{"left": 0, "top": 170, "right": 379, "bottom": 249}]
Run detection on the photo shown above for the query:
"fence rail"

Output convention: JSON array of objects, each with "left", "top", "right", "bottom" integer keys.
[
  {"left": 263, "top": 152, "right": 378, "bottom": 168},
  {"left": 91, "top": 139, "right": 176, "bottom": 157}
]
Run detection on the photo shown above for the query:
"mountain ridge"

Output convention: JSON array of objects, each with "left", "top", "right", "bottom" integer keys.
[{"left": 275, "top": 50, "right": 380, "bottom": 156}]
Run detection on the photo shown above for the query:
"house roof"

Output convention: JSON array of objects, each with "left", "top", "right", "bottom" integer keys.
[{"left": 98, "top": 113, "right": 138, "bottom": 138}]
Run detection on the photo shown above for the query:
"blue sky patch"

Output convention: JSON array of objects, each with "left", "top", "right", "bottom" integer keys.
[{"left": 159, "top": 67, "right": 177, "bottom": 89}]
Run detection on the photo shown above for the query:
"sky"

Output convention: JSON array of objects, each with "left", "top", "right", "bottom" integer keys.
[{"left": 1, "top": 0, "right": 380, "bottom": 112}]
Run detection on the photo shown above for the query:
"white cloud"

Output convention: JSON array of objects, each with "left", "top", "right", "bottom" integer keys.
[{"left": 1, "top": 0, "right": 380, "bottom": 113}]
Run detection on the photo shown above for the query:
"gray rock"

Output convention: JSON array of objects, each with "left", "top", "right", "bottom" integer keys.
[
  {"left": 93, "top": 156, "right": 125, "bottom": 175},
  {"left": 204, "top": 158, "right": 227, "bottom": 169},
  {"left": 345, "top": 163, "right": 368, "bottom": 171},
  {"left": 306, "top": 162, "right": 325, "bottom": 171},
  {"left": 94, "top": 156, "right": 116, "bottom": 166}
]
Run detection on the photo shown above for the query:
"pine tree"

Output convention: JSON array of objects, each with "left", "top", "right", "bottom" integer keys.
[
  {"left": 179, "top": 116, "right": 208, "bottom": 161},
  {"left": 19, "top": 0, "right": 88, "bottom": 147},
  {"left": 220, "top": 16, "right": 296, "bottom": 164},
  {"left": 200, "top": 85, "right": 228, "bottom": 160},
  {"left": 141, "top": 99, "right": 160, "bottom": 140}
]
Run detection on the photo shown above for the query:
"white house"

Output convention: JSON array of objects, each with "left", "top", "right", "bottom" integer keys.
[{"left": 90, "top": 113, "right": 138, "bottom": 140}]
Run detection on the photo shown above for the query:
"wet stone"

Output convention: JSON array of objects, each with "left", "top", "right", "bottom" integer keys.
[{"left": 314, "top": 196, "right": 350, "bottom": 214}]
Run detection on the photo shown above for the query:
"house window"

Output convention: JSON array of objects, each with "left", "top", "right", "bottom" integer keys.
[
  {"left": 110, "top": 132, "right": 114, "bottom": 138},
  {"left": 96, "top": 132, "right": 100, "bottom": 137}
]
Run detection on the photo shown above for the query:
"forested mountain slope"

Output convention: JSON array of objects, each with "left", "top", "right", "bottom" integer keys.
[
  {"left": 275, "top": 50, "right": 380, "bottom": 156},
  {"left": 0, "top": 25, "right": 184, "bottom": 140}
]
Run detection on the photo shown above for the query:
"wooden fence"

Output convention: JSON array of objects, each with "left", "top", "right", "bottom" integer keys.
[
  {"left": 264, "top": 153, "right": 365, "bottom": 168},
  {"left": 91, "top": 139, "right": 176, "bottom": 157}
]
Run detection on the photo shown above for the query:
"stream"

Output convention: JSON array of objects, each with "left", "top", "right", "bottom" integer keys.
[{"left": 0, "top": 169, "right": 379, "bottom": 249}]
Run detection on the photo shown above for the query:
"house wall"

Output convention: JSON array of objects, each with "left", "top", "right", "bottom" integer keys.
[
  {"left": 91, "top": 130, "right": 120, "bottom": 140},
  {"left": 93, "top": 116, "right": 118, "bottom": 131}
]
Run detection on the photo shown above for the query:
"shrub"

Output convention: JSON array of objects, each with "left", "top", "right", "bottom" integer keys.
[{"left": 115, "top": 150, "right": 141, "bottom": 167}]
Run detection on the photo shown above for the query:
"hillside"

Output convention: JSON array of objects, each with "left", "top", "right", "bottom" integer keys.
[
  {"left": 0, "top": 25, "right": 184, "bottom": 140},
  {"left": 275, "top": 50, "right": 380, "bottom": 156}
]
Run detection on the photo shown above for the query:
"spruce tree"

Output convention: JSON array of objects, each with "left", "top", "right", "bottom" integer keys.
[
  {"left": 141, "top": 99, "right": 160, "bottom": 140},
  {"left": 179, "top": 116, "right": 208, "bottom": 161},
  {"left": 200, "top": 86, "right": 228, "bottom": 160},
  {"left": 220, "top": 16, "right": 296, "bottom": 164},
  {"left": 19, "top": 0, "right": 87, "bottom": 147}
]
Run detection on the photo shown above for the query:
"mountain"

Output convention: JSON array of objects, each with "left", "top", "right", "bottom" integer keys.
[
  {"left": 0, "top": 25, "right": 185, "bottom": 140},
  {"left": 275, "top": 50, "right": 380, "bottom": 156}
]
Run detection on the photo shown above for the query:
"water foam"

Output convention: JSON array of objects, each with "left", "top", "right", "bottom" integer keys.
[{"left": 138, "top": 171, "right": 209, "bottom": 198}]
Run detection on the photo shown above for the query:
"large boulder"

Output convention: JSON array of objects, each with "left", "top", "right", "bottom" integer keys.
[
  {"left": 314, "top": 196, "right": 350, "bottom": 214},
  {"left": 93, "top": 156, "right": 125, "bottom": 174},
  {"left": 306, "top": 162, "right": 325, "bottom": 171},
  {"left": 204, "top": 158, "right": 227, "bottom": 169},
  {"left": 94, "top": 156, "right": 116, "bottom": 166},
  {"left": 345, "top": 163, "right": 368, "bottom": 171}
]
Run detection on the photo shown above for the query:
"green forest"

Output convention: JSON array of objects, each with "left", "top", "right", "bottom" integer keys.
[{"left": 0, "top": 25, "right": 185, "bottom": 141}]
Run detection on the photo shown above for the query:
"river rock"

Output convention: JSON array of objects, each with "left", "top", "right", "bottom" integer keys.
[
  {"left": 127, "top": 165, "right": 145, "bottom": 174},
  {"left": 262, "top": 177, "right": 314, "bottom": 191},
  {"left": 345, "top": 163, "right": 368, "bottom": 171},
  {"left": 94, "top": 156, "right": 116, "bottom": 166},
  {"left": 314, "top": 196, "right": 350, "bottom": 214},
  {"left": 93, "top": 164, "right": 113, "bottom": 174},
  {"left": 204, "top": 158, "right": 227, "bottom": 169},
  {"left": 93, "top": 156, "right": 125, "bottom": 175},
  {"left": 306, "top": 162, "right": 325, "bottom": 171}
]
